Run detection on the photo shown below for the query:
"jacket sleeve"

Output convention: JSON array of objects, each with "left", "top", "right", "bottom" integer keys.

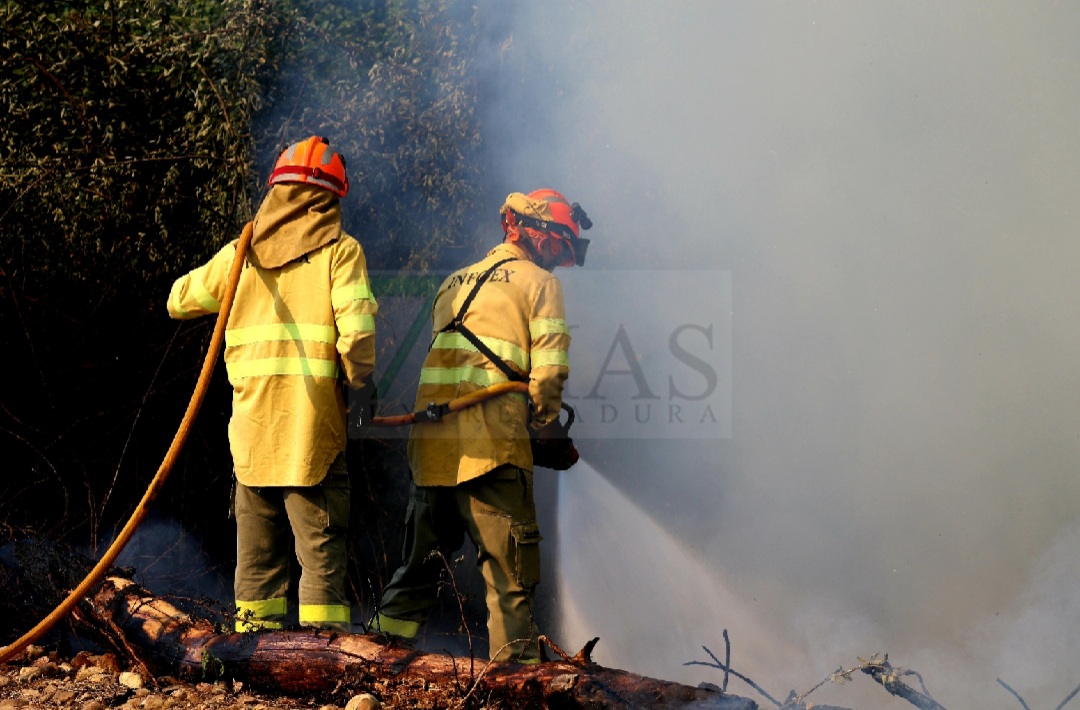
[
  {"left": 527, "top": 275, "right": 570, "bottom": 427},
  {"left": 166, "top": 241, "right": 237, "bottom": 319},
  {"left": 331, "top": 237, "right": 377, "bottom": 390}
]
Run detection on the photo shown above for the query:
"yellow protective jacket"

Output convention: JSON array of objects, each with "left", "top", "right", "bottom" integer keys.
[
  {"left": 167, "top": 184, "right": 377, "bottom": 487},
  {"left": 408, "top": 242, "right": 570, "bottom": 486}
]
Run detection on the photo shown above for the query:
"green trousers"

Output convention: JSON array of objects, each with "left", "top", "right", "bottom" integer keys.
[
  {"left": 233, "top": 454, "right": 351, "bottom": 631},
  {"left": 377, "top": 465, "right": 543, "bottom": 662}
]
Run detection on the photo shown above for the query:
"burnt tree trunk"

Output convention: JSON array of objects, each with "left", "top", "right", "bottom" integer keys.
[{"left": 82, "top": 577, "right": 758, "bottom": 709}]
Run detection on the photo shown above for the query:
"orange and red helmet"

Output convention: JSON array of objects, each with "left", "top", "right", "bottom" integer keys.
[
  {"left": 500, "top": 189, "right": 592, "bottom": 267},
  {"left": 268, "top": 136, "right": 349, "bottom": 198}
]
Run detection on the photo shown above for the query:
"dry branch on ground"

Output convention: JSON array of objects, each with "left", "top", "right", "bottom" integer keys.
[{"left": 74, "top": 577, "right": 758, "bottom": 709}]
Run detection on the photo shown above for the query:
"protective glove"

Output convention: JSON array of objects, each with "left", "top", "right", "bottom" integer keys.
[
  {"left": 353, "top": 374, "right": 378, "bottom": 430},
  {"left": 529, "top": 403, "right": 579, "bottom": 470}
]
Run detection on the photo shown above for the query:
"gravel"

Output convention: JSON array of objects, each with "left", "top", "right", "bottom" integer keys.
[{"left": 0, "top": 645, "right": 378, "bottom": 710}]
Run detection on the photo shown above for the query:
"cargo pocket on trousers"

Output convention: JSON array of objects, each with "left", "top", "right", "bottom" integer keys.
[
  {"left": 510, "top": 522, "right": 543, "bottom": 589},
  {"left": 323, "top": 472, "right": 351, "bottom": 533}
]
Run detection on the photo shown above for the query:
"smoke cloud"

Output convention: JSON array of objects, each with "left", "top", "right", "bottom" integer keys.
[{"left": 484, "top": 2, "right": 1080, "bottom": 706}]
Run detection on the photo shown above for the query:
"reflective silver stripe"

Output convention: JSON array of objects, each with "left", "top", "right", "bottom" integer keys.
[
  {"left": 225, "top": 323, "right": 337, "bottom": 347},
  {"left": 271, "top": 168, "right": 309, "bottom": 182},
  {"left": 308, "top": 176, "right": 341, "bottom": 193},
  {"left": 431, "top": 332, "right": 529, "bottom": 371},
  {"left": 529, "top": 318, "right": 569, "bottom": 338},
  {"left": 532, "top": 349, "right": 569, "bottom": 368},
  {"left": 331, "top": 283, "right": 376, "bottom": 309},
  {"left": 335, "top": 313, "right": 376, "bottom": 335},
  {"left": 226, "top": 357, "right": 339, "bottom": 379}
]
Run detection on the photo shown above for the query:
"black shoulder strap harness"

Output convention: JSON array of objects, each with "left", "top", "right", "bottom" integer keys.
[
  {"left": 423, "top": 256, "right": 579, "bottom": 467},
  {"left": 432, "top": 257, "right": 527, "bottom": 384}
]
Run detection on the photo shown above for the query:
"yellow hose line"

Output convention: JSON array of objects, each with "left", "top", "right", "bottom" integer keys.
[
  {"left": 370, "top": 381, "right": 529, "bottom": 427},
  {"left": 0, "top": 222, "right": 254, "bottom": 665}
]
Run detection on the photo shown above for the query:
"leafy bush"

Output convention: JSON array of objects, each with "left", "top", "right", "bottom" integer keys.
[{"left": 0, "top": 0, "right": 280, "bottom": 288}]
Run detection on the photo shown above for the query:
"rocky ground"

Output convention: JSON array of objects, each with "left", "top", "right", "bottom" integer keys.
[{"left": 0, "top": 646, "right": 382, "bottom": 710}]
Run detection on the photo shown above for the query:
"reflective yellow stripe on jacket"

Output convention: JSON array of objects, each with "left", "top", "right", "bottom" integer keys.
[
  {"left": 225, "top": 323, "right": 340, "bottom": 380},
  {"left": 408, "top": 242, "right": 569, "bottom": 486},
  {"left": 429, "top": 331, "right": 530, "bottom": 371},
  {"left": 330, "top": 267, "right": 378, "bottom": 389},
  {"left": 167, "top": 243, "right": 234, "bottom": 319},
  {"left": 167, "top": 234, "right": 376, "bottom": 487},
  {"left": 332, "top": 282, "right": 377, "bottom": 334}
]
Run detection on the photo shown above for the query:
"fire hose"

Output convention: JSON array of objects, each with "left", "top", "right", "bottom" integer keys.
[
  {"left": 0, "top": 223, "right": 529, "bottom": 664},
  {"left": 369, "top": 380, "right": 528, "bottom": 427}
]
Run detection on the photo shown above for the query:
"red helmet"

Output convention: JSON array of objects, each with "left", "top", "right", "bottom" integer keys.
[
  {"left": 501, "top": 189, "right": 592, "bottom": 267},
  {"left": 528, "top": 189, "right": 581, "bottom": 237},
  {"left": 268, "top": 136, "right": 349, "bottom": 198}
]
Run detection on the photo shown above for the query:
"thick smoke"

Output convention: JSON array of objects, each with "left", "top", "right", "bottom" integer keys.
[{"left": 483, "top": 1, "right": 1080, "bottom": 706}]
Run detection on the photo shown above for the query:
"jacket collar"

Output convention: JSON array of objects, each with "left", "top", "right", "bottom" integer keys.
[{"left": 487, "top": 241, "right": 532, "bottom": 264}]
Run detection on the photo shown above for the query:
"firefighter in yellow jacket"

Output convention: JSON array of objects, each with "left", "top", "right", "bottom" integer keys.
[
  {"left": 376, "top": 188, "right": 591, "bottom": 662},
  {"left": 167, "top": 137, "right": 377, "bottom": 631}
]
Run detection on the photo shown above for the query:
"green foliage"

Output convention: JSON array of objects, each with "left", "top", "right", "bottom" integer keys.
[
  {"left": 199, "top": 648, "right": 226, "bottom": 680},
  {"left": 0, "top": 0, "right": 283, "bottom": 289}
]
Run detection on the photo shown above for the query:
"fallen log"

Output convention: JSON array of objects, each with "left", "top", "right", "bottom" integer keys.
[{"left": 82, "top": 577, "right": 758, "bottom": 709}]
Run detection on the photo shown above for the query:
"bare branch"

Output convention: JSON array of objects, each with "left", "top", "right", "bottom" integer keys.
[
  {"left": 1057, "top": 682, "right": 1080, "bottom": 710},
  {"left": 194, "top": 61, "right": 235, "bottom": 139},
  {"left": 686, "top": 644, "right": 783, "bottom": 707},
  {"left": 997, "top": 678, "right": 1031, "bottom": 710},
  {"left": 722, "top": 628, "right": 731, "bottom": 692},
  {"left": 430, "top": 550, "right": 475, "bottom": 679},
  {"left": 860, "top": 656, "right": 947, "bottom": 710}
]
